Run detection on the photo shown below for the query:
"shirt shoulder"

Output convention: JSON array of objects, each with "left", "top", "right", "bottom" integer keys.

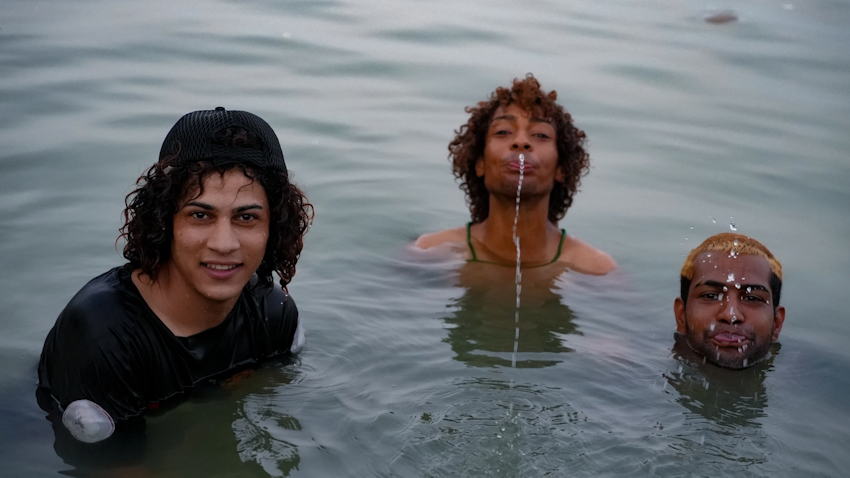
[
  {"left": 39, "top": 266, "right": 153, "bottom": 421},
  {"left": 246, "top": 281, "right": 301, "bottom": 354}
]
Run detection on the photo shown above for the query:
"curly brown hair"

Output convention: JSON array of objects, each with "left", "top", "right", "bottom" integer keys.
[
  {"left": 119, "top": 132, "right": 313, "bottom": 288},
  {"left": 449, "top": 74, "right": 590, "bottom": 224}
]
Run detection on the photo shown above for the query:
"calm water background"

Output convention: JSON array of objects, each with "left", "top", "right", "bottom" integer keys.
[{"left": 2, "top": 0, "right": 849, "bottom": 476}]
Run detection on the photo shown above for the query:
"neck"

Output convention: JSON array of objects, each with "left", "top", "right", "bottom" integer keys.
[
  {"left": 133, "top": 266, "right": 239, "bottom": 337},
  {"left": 476, "top": 193, "right": 561, "bottom": 264}
]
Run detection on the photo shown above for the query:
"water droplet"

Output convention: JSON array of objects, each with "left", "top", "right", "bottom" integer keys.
[
  {"left": 678, "top": 365, "right": 683, "bottom": 374},
  {"left": 737, "top": 347, "right": 742, "bottom": 353},
  {"left": 710, "top": 324, "right": 716, "bottom": 331},
  {"left": 690, "top": 226, "right": 694, "bottom": 230},
  {"left": 727, "top": 273, "right": 735, "bottom": 282},
  {"left": 729, "top": 217, "right": 737, "bottom": 231},
  {"left": 743, "top": 358, "right": 748, "bottom": 367},
  {"left": 735, "top": 283, "right": 741, "bottom": 289},
  {"left": 733, "top": 239, "right": 739, "bottom": 247},
  {"left": 711, "top": 217, "right": 716, "bottom": 224},
  {"left": 746, "top": 286, "right": 752, "bottom": 293},
  {"left": 704, "top": 381, "right": 710, "bottom": 390},
  {"left": 743, "top": 344, "right": 747, "bottom": 351},
  {"left": 707, "top": 253, "right": 711, "bottom": 258}
]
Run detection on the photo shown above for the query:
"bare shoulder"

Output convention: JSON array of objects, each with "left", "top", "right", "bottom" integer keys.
[
  {"left": 414, "top": 226, "right": 468, "bottom": 249},
  {"left": 558, "top": 235, "right": 617, "bottom": 275}
]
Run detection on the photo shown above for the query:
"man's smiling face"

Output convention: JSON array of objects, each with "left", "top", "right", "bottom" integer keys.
[
  {"left": 167, "top": 168, "right": 270, "bottom": 306},
  {"left": 674, "top": 252, "right": 785, "bottom": 369}
]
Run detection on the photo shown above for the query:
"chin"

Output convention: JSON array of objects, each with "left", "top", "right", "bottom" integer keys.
[{"left": 201, "top": 284, "right": 248, "bottom": 303}]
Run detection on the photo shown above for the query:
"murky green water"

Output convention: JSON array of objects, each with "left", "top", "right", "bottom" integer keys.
[{"left": 2, "top": 0, "right": 849, "bottom": 475}]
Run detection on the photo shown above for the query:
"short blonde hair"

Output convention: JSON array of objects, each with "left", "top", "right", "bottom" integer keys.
[{"left": 681, "top": 233, "right": 782, "bottom": 281}]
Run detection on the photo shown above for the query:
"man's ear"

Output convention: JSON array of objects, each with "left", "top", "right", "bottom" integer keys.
[
  {"left": 674, "top": 298, "right": 687, "bottom": 334},
  {"left": 475, "top": 157, "right": 485, "bottom": 178},
  {"left": 771, "top": 305, "right": 786, "bottom": 342},
  {"left": 555, "top": 164, "right": 565, "bottom": 183}
]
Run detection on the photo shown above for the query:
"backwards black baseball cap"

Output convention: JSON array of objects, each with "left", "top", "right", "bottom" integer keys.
[{"left": 159, "top": 107, "right": 286, "bottom": 172}]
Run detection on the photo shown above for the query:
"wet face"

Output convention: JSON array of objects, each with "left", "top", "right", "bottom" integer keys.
[
  {"left": 674, "top": 253, "right": 785, "bottom": 369},
  {"left": 475, "top": 103, "right": 563, "bottom": 200},
  {"left": 167, "top": 169, "right": 270, "bottom": 304}
]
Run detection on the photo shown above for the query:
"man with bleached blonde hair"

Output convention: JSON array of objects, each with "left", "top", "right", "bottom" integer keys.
[{"left": 674, "top": 233, "right": 786, "bottom": 369}]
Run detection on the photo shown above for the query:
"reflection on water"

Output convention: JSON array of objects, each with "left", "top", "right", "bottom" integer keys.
[
  {"left": 232, "top": 370, "right": 303, "bottom": 477},
  {"left": 667, "top": 334, "right": 771, "bottom": 427},
  {"left": 444, "top": 262, "right": 576, "bottom": 368}
]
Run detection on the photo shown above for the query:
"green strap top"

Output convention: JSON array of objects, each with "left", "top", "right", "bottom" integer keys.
[{"left": 466, "top": 222, "right": 566, "bottom": 266}]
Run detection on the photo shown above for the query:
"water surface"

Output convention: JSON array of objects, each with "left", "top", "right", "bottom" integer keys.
[{"left": 2, "top": 0, "right": 849, "bottom": 475}]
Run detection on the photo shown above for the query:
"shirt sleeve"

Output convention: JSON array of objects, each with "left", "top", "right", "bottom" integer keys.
[
  {"left": 38, "top": 286, "right": 148, "bottom": 424},
  {"left": 261, "top": 285, "right": 302, "bottom": 354}
]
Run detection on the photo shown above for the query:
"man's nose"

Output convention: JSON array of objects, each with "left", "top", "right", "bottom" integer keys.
[
  {"left": 511, "top": 131, "right": 532, "bottom": 151},
  {"left": 207, "top": 220, "right": 239, "bottom": 254},
  {"left": 717, "top": 293, "right": 743, "bottom": 324}
]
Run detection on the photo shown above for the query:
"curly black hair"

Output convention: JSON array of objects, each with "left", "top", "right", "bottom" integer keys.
[
  {"left": 119, "top": 129, "right": 313, "bottom": 288},
  {"left": 449, "top": 74, "right": 590, "bottom": 224}
]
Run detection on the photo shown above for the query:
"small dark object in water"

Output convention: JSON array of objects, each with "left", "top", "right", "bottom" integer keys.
[{"left": 705, "top": 11, "right": 738, "bottom": 24}]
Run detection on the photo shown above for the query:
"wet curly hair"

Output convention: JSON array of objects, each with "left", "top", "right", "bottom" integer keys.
[
  {"left": 449, "top": 74, "right": 590, "bottom": 224},
  {"left": 119, "top": 129, "right": 313, "bottom": 288}
]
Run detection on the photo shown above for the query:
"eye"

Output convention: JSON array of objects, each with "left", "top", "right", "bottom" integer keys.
[
  {"left": 701, "top": 292, "right": 723, "bottom": 301},
  {"left": 237, "top": 213, "right": 258, "bottom": 222},
  {"left": 493, "top": 129, "right": 510, "bottom": 136},
  {"left": 190, "top": 211, "right": 208, "bottom": 220},
  {"left": 533, "top": 132, "right": 551, "bottom": 139}
]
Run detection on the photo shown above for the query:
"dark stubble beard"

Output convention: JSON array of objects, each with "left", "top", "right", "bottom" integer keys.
[{"left": 685, "top": 323, "right": 773, "bottom": 369}]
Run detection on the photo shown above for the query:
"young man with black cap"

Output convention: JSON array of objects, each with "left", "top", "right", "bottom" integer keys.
[{"left": 37, "top": 108, "right": 313, "bottom": 444}]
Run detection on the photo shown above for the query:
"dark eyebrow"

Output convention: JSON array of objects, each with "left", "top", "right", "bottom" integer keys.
[
  {"left": 235, "top": 204, "right": 263, "bottom": 213},
  {"left": 693, "top": 280, "right": 768, "bottom": 292},
  {"left": 183, "top": 201, "right": 264, "bottom": 213},
  {"left": 491, "top": 115, "right": 553, "bottom": 128},
  {"left": 184, "top": 201, "right": 213, "bottom": 210},
  {"left": 693, "top": 280, "right": 725, "bottom": 289}
]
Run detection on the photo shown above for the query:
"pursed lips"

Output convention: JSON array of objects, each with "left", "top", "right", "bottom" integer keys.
[
  {"left": 710, "top": 328, "right": 753, "bottom": 346},
  {"left": 505, "top": 154, "right": 536, "bottom": 171}
]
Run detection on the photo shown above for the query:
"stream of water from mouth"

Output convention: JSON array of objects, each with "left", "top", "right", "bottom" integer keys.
[{"left": 508, "top": 153, "right": 525, "bottom": 415}]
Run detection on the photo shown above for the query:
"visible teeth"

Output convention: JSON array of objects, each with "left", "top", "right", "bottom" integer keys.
[{"left": 206, "top": 264, "right": 236, "bottom": 270}]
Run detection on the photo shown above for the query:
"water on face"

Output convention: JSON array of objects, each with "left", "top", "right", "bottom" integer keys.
[{"left": 2, "top": 0, "right": 850, "bottom": 476}]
